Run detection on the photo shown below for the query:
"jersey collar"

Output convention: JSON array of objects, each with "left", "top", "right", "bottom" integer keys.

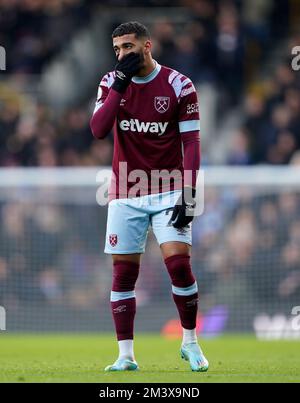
[{"left": 132, "top": 61, "right": 161, "bottom": 84}]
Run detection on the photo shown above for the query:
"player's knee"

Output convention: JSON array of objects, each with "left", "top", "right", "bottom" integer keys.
[
  {"left": 164, "top": 254, "right": 195, "bottom": 288},
  {"left": 112, "top": 260, "right": 139, "bottom": 292}
]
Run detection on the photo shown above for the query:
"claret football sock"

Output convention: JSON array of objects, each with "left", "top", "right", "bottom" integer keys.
[
  {"left": 164, "top": 254, "right": 199, "bottom": 330},
  {"left": 110, "top": 260, "right": 139, "bottom": 341},
  {"left": 111, "top": 297, "right": 136, "bottom": 340},
  {"left": 172, "top": 291, "right": 198, "bottom": 329},
  {"left": 106, "top": 261, "right": 139, "bottom": 371}
]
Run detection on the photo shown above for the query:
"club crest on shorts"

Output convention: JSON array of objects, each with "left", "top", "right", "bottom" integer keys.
[
  {"left": 109, "top": 234, "right": 118, "bottom": 247},
  {"left": 154, "top": 96, "right": 170, "bottom": 113}
]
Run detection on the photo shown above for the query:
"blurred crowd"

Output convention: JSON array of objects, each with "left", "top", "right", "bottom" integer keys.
[
  {"left": 1, "top": 188, "right": 299, "bottom": 315},
  {"left": 0, "top": 102, "right": 113, "bottom": 166},
  {"left": 0, "top": 0, "right": 295, "bottom": 167},
  {"left": 0, "top": 195, "right": 109, "bottom": 309},
  {"left": 193, "top": 189, "right": 300, "bottom": 309},
  {"left": 0, "top": 0, "right": 93, "bottom": 74},
  {"left": 228, "top": 35, "right": 300, "bottom": 165},
  {"left": 144, "top": 187, "right": 300, "bottom": 320}
]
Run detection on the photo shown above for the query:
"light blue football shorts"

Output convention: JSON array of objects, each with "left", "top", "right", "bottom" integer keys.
[{"left": 104, "top": 190, "right": 192, "bottom": 254}]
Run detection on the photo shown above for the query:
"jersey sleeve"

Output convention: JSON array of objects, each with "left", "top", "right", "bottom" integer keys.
[
  {"left": 177, "top": 79, "right": 200, "bottom": 134},
  {"left": 93, "top": 72, "right": 115, "bottom": 115},
  {"left": 90, "top": 71, "right": 122, "bottom": 139}
]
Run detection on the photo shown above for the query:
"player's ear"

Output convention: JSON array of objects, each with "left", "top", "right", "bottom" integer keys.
[{"left": 144, "top": 39, "right": 152, "bottom": 55}]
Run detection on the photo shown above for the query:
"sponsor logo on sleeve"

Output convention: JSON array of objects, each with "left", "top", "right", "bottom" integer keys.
[{"left": 187, "top": 103, "right": 199, "bottom": 114}]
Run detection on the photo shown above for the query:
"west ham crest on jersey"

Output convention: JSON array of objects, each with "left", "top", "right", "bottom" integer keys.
[
  {"left": 154, "top": 96, "right": 170, "bottom": 113},
  {"left": 109, "top": 234, "right": 118, "bottom": 247}
]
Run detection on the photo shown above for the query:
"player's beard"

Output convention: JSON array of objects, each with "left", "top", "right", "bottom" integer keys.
[{"left": 137, "top": 50, "right": 145, "bottom": 73}]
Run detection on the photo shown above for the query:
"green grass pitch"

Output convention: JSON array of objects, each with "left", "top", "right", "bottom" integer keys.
[{"left": 1, "top": 334, "right": 300, "bottom": 383}]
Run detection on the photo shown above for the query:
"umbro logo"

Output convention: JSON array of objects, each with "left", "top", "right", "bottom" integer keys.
[
  {"left": 113, "top": 305, "right": 127, "bottom": 314},
  {"left": 176, "top": 226, "right": 189, "bottom": 235},
  {"left": 186, "top": 298, "right": 199, "bottom": 307},
  {"left": 116, "top": 70, "right": 126, "bottom": 80}
]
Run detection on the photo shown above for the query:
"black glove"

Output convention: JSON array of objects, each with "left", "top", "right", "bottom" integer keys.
[
  {"left": 171, "top": 187, "right": 196, "bottom": 228},
  {"left": 112, "top": 52, "right": 141, "bottom": 93}
]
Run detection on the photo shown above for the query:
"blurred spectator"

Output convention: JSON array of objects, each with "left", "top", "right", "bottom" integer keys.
[
  {"left": 0, "top": 203, "right": 42, "bottom": 304},
  {"left": 227, "top": 128, "right": 251, "bottom": 165},
  {"left": 173, "top": 34, "right": 199, "bottom": 81},
  {"left": 215, "top": 4, "right": 245, "bottom": 108},
  {"left": 38, "top": 268, "right": 63, "bottom": 304},
  {"left": 278, "top": 221, "right": 300, "bottom": 304},
  {"left": 151, "top": 18, "right": 177, "bottom": 68}
]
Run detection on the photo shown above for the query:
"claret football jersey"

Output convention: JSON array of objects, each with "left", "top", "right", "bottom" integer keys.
[{"left": 94, "top": 61, "right": 200, "bottom": 199}]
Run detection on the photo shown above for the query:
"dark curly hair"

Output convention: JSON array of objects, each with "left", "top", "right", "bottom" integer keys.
[{"left": 112, "top": 21, "right": 150, "bottom": 39}]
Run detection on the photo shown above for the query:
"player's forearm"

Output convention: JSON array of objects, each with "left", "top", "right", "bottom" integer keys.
[
  {"left": 182, "top": 131, "right": 201, "bottom": 188},
  {"left": 90, "top": 89, "right": 122, "bottom": 139}
]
